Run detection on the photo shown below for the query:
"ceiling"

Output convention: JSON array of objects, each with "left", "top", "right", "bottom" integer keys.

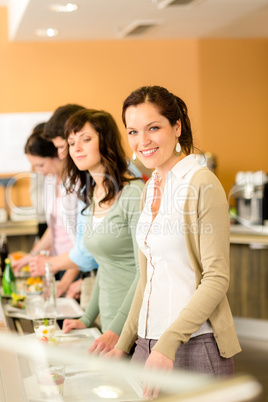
[{"left": 1, "top": 0, "right": 268, "bottom": 42}]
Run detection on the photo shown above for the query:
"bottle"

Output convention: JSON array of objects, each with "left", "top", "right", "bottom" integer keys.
[
  {"left": 43, "top": 263, "right": 56, "bottom": 316},
  {"left": 0, "top": 233, "right": 9, "bottom": 275},
  {"left": 2, "top": 258, "right": 17, "bottom": 295}
]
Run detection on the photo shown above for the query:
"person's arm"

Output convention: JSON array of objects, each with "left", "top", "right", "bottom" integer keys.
[
  {"left": 69, "top": 235, "right": 98, "bottom": 272},
  {"left": 62, "top": 318, "right": 86, "bottom": 333},
  {"left": 152, "top": 169, "right": 231, "bottom": 360},
  {"left": 56, "top": 267, "right": 81, "bottom": 297},
  {"left": 114, "top": 256, "right": 145, "bottom": 353},
  {"left": 114, "top": 182, "right": 149, "bottom": 354},
  {"left": 79, "top": 273, "right": 100, "bottom": 327},
  {"left": 107, "top": 182, "right": 144, "bottom": 336},
  {"left": 29, "top": 252, "right": 78, "bottom": 277},
  {"left": 12, "top": 227, "right": 52, "bottom": 272},
  {"left": 66, "top": 278, "right": 82, "bottom": 299},
  {"left": 89, "top": 182, "right": 144, "bottom": 355},
  {"left": 29, "top": 205, "right": 98, "bottom": 277},
  {"left": 69, "top": 203, "right": 99, "bottom": 272},
  {"left": 29, "top": 218, "right": 98, "bottom": 277},
  {"left": 31, "top": 227, "right": 51, "bottom": 254}
]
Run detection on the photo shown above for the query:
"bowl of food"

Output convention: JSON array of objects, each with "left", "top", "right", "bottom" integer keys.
[
  {"left": 10, "top": 250, "right": 25, "bottom": 261},
  {"left": 10, "top": 293, "right": 26, "bottom": 309},
  {"left": 33, "top": 317, "right": 56, "bottom": 341},
  {"left": 26, "top": 276, "right": 43, "bottom": 294}
]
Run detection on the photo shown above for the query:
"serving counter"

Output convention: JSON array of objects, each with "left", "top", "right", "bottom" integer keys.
[
  {"left": 0, "top": 219, "right": 38, "bottom": 253},
  {"left": 228, "top": 224, "right": 268, "bottom": 322},
  {"left": 230, "top": 224, "right": 268, "bottom": 245},
  {"left": 1, "top": 220, "right": 267, "bottom": 327}
]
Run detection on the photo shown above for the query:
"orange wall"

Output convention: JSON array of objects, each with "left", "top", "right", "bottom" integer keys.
[
  {"left": 1, "top": 7, "right": 268, "bottom": 204},
  {"left": 0, "top": 7, "right": 200, "bottom": 159},
  {"left": 0, "top": 174, "right": 31, "bottom": 210},
  {"left": 198, "top": 39, "right": 268, "bottom": 197}
]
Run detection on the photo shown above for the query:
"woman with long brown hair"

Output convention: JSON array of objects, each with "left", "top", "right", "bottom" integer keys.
[
  {"left": 108, "top": 85, "right": 241, "bottom": 399},
  {"left": 62, "top": 108, "right": 144, "bottom": 354}
]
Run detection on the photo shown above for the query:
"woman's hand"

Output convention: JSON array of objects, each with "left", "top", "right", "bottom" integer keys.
[
  {"left": 62, "top": 319, "right": 86, "bottom": 333},
  {"left": 66, "top": 278, "right": 82, "bottom": 300},
  {"left": 104, "top": 348, "right": 127, "bottom": 359},
  {"left": 12, "top": 254, "right": 31, "bottom": 272},
  {"left": 29, "top": 255, "right": 49, "bottom": 277},
  {"left": 143, "top": 350, "right": 174, "bottom": 400},
  {"left": 56, "top": 281, "right": 68, "bottom": 298},
  {"left": 88, "top": 330, "right": 120, "bottom": 356}
]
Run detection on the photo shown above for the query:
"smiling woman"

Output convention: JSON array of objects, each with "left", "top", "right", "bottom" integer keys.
[
  {"left": 107, "top": 85, "right": 242, "bottom": 400},
  {"left": 126, "top": 103, "right": 182, "bottom": 174}
]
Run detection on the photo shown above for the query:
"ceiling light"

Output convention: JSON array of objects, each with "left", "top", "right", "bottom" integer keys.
[
  {"left": 49, "top": 3, "right": 78, "bottom": 12},
  {"left": 153, "top": 0, "right": 203, "bottom": 9},
  {"left": 35, "top": 28, "right": 59, "bottom": 37},
  {"left": 116, "top": 20, "right": 162, "bottom": 38}
]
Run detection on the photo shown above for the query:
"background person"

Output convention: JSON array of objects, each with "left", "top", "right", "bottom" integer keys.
[
  {"left": 108, "top": 85, "right": 241, "bottom": 399},
  {"left": 27, "top": 104, "right": 99, "bottom": 307},
  {"left": 12, "top": 129, "right": 80, "bottom": 297},
  {"left": 28, "top": 123, "right": 48, "bottom": 239},
  {"left": 29, "top": 103, "right": 143, "bottom": 307},
  {"left": 61, "top": 108, "right": 144, "bottom": 355}
]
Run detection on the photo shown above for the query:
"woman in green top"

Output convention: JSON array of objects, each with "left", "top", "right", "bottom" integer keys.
[{"left": 62, "top": 109, "right": 144, "bottom": 355}]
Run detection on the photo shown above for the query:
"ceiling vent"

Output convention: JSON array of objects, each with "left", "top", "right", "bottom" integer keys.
[
  {"left": 156, "top": 0, "right": 203, "bottom": 10},
  {"left": 116, "top": 20, "right": 161, "bottom": 38}
]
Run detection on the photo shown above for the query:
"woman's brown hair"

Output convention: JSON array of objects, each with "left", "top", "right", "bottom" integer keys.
[{"left": 25, "top": 122, "right": 58, "bottom": 158}]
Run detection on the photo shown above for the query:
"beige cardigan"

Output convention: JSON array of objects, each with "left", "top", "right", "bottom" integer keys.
[{"left": 115, "top": 167, "right": 241, "bottom": 360}]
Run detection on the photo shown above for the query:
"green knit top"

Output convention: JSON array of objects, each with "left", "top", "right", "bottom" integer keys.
[{"left": 80, "top": 180, "right": 144, "bottom": 335}]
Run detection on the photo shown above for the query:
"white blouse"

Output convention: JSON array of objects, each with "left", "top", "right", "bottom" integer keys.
[{"left": 136, "top": 154, "right": 213, "bottom": 340}]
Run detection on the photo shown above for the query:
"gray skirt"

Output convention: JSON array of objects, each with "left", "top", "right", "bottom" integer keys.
[{"left": 131, "top": 333, "right": 234, "bottom": 376}]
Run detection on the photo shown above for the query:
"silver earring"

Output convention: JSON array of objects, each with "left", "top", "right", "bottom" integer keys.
[
  {"left": 174, "top": 141, "right": 182, "bottom": 156},
  {"left": 132, "top": 152, "right": 137, "bottom": 163}
]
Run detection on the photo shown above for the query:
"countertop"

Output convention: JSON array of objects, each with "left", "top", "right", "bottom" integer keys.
[
  {"left": 0, "top": 220, "right": 38, "bottom": 236},
  {"left": 230, "top": 224, "right": 268, "bottom": 245},
  {"left": 1, "top": 219, "right": 268, "bottom": 245}
]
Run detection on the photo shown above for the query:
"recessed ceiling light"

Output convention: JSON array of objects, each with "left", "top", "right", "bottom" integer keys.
[
  {"left": 116, "top": 20, "right": 161, "bottom": 38},
  {"left": 49, "top": 3, "right": 78, "bottom": 12},
  {"left": 35, "top": 28, "right": 59, "bottom": 37},
  {"left": 154, "top": 0, "right": 203, "bottom": 9}
]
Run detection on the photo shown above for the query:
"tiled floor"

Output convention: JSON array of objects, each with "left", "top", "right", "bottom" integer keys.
[{"left": 234, "top": 337, "right": 268, "bottom": 402}]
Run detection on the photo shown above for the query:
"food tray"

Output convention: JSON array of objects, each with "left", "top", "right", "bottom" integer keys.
[
  {"left": 4, "top": 297, "right": 84, "bottom": 320},
  {"left": 55, "top": 298, "right": 84, "bottom": 319}
]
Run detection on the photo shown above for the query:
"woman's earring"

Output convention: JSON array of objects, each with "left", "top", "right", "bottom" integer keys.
[
  {"left": 132, "top": 152, "right": 137, "bottom": 163},
  {"left": 174, "top": 141, "right": 182, "bottom": 156}
]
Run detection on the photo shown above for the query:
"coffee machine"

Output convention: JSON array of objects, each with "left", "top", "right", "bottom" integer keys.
[{"left": 230, "top": 171, "right": 268, "bottom": 225}]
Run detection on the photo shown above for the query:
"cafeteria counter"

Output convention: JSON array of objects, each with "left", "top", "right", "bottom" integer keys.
[
  {"left": 230, "top": 223, "right": 268, "bottom": 245},
  {"left": 229, "top": 224, "right": 268, "bottom": 321},
  {"left": 0, "top": 219, "right": 38, "bottom": 254}
]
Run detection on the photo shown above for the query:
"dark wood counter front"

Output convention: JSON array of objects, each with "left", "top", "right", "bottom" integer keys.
[
  {"left": 228, "top": 226, "right": 268, "bottom": 320},
  {"left": 0, "top": 220, "right": 38, "bottom": 237},
  {"left": 0, "top": 220, "right": 38, "bottom": 254}
]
